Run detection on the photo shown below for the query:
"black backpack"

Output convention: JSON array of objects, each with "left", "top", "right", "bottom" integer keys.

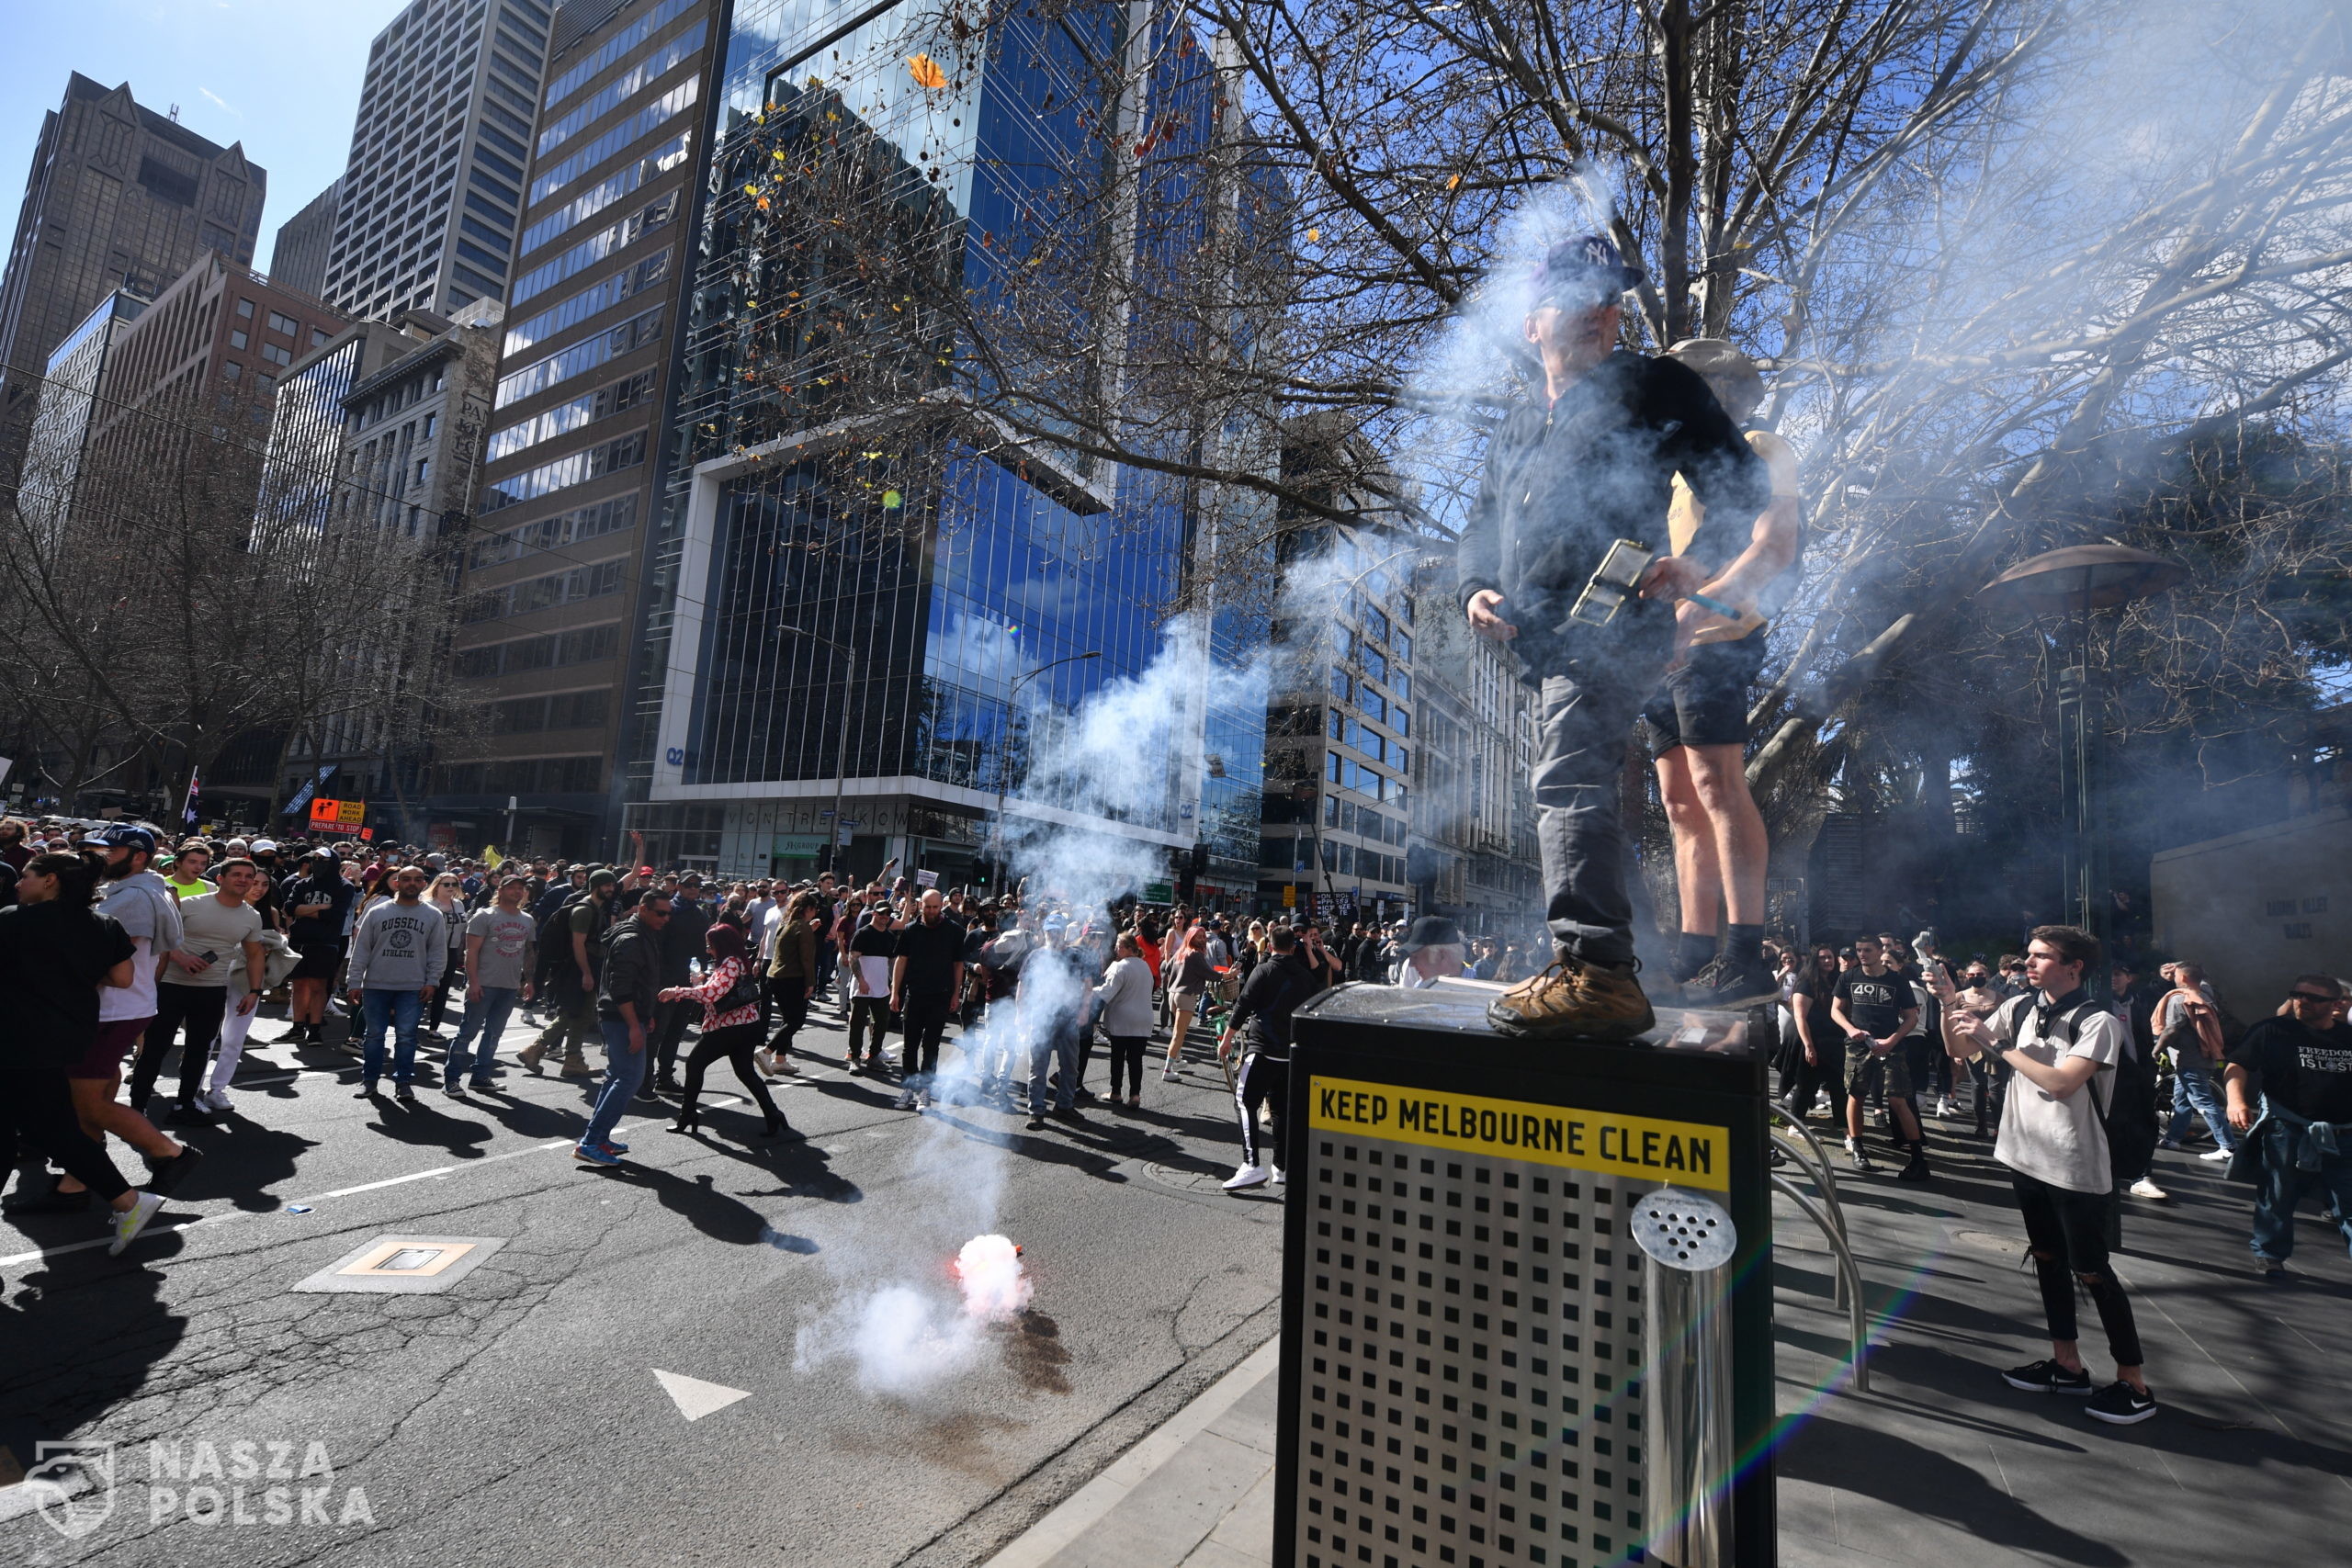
[{"left": 2006, "top": 994, "right": 2157, "bottom": 1182}]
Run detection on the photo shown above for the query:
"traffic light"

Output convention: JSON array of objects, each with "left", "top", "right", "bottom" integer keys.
[{"left": 1189, "top": 840, "right": 1210, "bottom": 874}]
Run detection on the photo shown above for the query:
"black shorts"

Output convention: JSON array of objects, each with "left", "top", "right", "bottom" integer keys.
[
  {"left": 290, "top": 940, "right": 345, "bottom": 981},
  {"left": 1644, "top": 635, "right": 1766, "bottom": 755}
]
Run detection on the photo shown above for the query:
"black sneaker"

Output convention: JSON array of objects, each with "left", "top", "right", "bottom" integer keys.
[
  {"left": 142, "top": 1147, "right": 207, "bottom": 1197},
  {"left": 2085, "top": 1381, "right": 2156, "bottom": 1425},
  {"left": 2002, "top": 1359, "right": 2095, "bottom": 1395},
  {"left": 1894, "top": 1151, "right": 1932, "bottom": 1183},
  {"left": 1680, "top": 956, "right": 1779, "bottom": 1010},
  {"left": 393, "top": 1084, "right": 417, "bottom": 1104}
]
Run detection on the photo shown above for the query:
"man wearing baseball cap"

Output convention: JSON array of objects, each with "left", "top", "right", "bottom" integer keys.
[{"left": 1458, "top": 233, "right": 1774, "bottom": 1041}]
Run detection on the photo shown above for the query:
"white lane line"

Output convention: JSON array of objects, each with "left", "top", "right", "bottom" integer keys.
[{"left": 0, "top": 1100, "right": 744, "bottom": 1272}]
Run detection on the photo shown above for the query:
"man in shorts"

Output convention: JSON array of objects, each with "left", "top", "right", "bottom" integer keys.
[
  {"left": 1831, "top": 932, "right": 1929, "bottom": 1179},
  {"left": 1646, "top": 338, "right": 1803, "bottom": 1008}
]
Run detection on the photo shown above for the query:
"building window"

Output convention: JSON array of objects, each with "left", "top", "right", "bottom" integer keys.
[
  {"left": 235, "top": 299, "right": 254, "bottom": 319},
  {"left": 422, "top": 412, "right": 437, "bottom": 438},
  {"left": 230, "top": 330, "right": 249, "bottom": 349},
  {"left": 267, "top": 310, "right": 298, "bottom": 335},
  {"left": 311, "top": 328, "right": 331, "bottom": 348},
  {"left": 261, "top": 343, "right": 293, "bottom": 367},
  {"left": 223, "top": 362, "right": 242, "bottom": 381},
  {"left": 415, "top": 458, "right": 430, "bottom": 486}
]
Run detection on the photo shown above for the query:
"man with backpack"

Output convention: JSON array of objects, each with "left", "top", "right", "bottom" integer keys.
[
  {"left": 1933, "top": 925, "right": 2156, "bottom": 1426},
  {"left": 520, "top": 868, "right": 614, "bottom": 1079},
  {"left": 2222, "top": 973, "right": 2352, "bottom": 1278}
]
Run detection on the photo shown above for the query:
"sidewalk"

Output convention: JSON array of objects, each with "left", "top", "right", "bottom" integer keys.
[{"left": 984, "top": 1111, "right": 2352, "bottom": 1568}]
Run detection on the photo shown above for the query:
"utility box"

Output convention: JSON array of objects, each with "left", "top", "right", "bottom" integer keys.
[{"left": 1273, "top": 981, "right": 1774, "bottom": 1568}]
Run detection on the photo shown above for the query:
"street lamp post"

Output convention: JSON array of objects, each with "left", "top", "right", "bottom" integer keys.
[
  {"left": 994, "top": 649, "right": 1102, "bottom": 886},
  {"left": 1978, "top": 544, "right": 2185, "bottom": 979},
  {"left": 777, "top": 622, "right": 859, "bottom": 877}
]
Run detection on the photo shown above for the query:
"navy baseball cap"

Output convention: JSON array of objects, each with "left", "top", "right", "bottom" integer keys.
[
  {"left": 1529, "top": 233, "right": 1642, "bottom": 310},
  {"left": 89, "top": 826, "right": 158, "bottom": 854}
]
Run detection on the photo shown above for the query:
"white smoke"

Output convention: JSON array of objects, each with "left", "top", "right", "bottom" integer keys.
[{"left": 791, "top": 612, "right": 1265, "bottom": 1399}]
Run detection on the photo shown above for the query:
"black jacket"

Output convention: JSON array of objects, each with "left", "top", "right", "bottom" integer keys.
[
  {"left": 597, "top": 915, "right": 663, "bottom": 1021},
  {"left": 1455, "top": 352, "right": 1769, "bottom": 676},
  {"left": 1229, "top": 952, "right": 1321, "bottom": 1060}
]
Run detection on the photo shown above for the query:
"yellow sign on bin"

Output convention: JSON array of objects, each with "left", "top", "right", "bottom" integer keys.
[{"left": 1308, "top": 1074, "right": 1730, "bottom": 1190}]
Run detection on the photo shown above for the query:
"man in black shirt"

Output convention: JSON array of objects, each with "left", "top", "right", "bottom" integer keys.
[
  {"left": 1831, "top": 934, "right": 1928, "bottom": 1179},
  {"left": 1461, "top": 235, "right": 1772, "bottom": 1043},
  {"left": 1218, "top": 925, "right": 1319, "bottom": 1190},
  {"left": 2224, "top": 974, "right": 2352, "bottom": 1274},
  {"left": 649, "top": 874, "right": 713, "bottom": 1093},
  {"left": 845, "top": 905, "right": 899, "bottom": 1077},
  {"left": 889, "top": 889, "right": 965, "bottom": 1110},
  {"left": 277, "top": 850, "right": 356, "bottom": 1045}
]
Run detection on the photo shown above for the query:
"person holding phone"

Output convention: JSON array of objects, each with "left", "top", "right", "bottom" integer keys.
[{"left": 129, "top": 858, "right": 266, "bottom": 1125}]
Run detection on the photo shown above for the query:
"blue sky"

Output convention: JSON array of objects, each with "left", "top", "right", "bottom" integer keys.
[{"left": 0, "top": 0, "right": 411, "bottom": 273}]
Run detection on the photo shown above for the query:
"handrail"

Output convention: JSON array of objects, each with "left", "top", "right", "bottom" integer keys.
[
  {"left": 1770, "top": 1132, "right": 1848, "bottom": 1309},
  {"left": 1770, "top": 1172, "right": 1871, "bottom": 1393}
]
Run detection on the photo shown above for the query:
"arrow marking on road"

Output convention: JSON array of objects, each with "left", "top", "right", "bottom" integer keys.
[{"left": 652, "top": 1369, "right": 752, "bottom": 1422}]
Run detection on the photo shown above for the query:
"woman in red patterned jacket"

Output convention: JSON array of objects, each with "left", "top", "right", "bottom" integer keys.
[{"left": 661, "top": 922, "right": 791, "bottom": 1141}]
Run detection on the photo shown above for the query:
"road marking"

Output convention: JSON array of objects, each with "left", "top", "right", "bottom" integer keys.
[
  {"left": 0, "top": 1098, "right": 744, "bottom": 1272},
  {"left": 293, "top": 1234, "right": 508, "bottom": 1294},
  {"left": 652, "top": 1369, "right": 752, "bottom": 1421}
]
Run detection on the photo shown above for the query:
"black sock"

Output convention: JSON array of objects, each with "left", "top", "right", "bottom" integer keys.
[
  {"left": 1724, "top": 923, "right": 1764, "bottom": 972},
  {"left": 1674, "top": 930, "right": 1717, "bottom": 980}
]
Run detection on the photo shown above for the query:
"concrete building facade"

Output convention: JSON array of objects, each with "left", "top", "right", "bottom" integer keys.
[
  {"left": 320, "top": 0, "right": 556, "bottom": 321},
  {"left": 424, "top": 0, "right": 720, "bottom": 857},
  {"left": 269, "top": 177, "right": 344, "bottom": 300}
]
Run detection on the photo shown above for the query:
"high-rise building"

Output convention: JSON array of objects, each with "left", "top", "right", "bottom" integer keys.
[
  {"left": 599, "top": 2, "right": 1261, "bottom": 891},
  {"left": 0, "top": 74, "right": 266, "bottom": 478},
  {"left": 423, "top": 0, "right": 720, "bottom": 855},
  {"left": 1405, "top": 567, "right": 1542, "bottom": 933},
  {"left": 319, "top": 0, "right": 556, "bottom": 321},
  {"left": 269, "top": 178, "right": 343, "bottom": 300},
  {"left": 16, "top": 288, "right": 147, "bottom": 543}
]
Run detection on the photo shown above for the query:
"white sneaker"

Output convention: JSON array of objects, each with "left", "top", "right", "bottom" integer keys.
[
  {"left": 1272, "top": 1167, "right": 1286, "bottom": 1186},
  {"left": 108, "top": 1191, "right": 165, "bottom": 1256},
  {"left": 1935, "top": 1097, "right": 1958, "bottom": 1118},
  {"left": 2199, "top": 1146, "right": 2235, "bottom": 1162},
  {"left": 201, "top": 1088, "right": 233, "bottom": 1113},
  {"left": 2127, "top": 1176, "right": 2168, "bottom": 1200},
  {"left": 1222, "top": 1164, "right": 1270, "bottom": 1191},
  {"left": 755, "top": 1051, "right": 778, "bottom": 1077}
]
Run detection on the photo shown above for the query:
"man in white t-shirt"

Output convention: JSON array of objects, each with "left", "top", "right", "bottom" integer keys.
[
  {"left": 1936, "top": 925, "right": 2154, "bottom": 1427},
  {"left": 130, "top": 860, "right": 266, "bottom": 1125}
]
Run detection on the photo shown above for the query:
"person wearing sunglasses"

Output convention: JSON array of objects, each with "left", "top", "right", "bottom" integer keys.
[{"left": 2223, "top": 974, "right": 2352, "bottom": 1278}]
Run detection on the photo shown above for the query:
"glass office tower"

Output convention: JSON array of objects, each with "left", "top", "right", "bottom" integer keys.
[{"left": 628, "top": 0, "right": 1263, "bottom": 901}]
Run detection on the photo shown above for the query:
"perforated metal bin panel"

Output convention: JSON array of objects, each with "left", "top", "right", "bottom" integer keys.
[{"left": 1275, "top": 982, "right": 1774, "bottom": 1568}]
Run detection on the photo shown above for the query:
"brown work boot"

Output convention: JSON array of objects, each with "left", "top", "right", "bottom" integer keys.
[{"left": 1487, "top": 953, "right": 1656, "bottom": 1041}]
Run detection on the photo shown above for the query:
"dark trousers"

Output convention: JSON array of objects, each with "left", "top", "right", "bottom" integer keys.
[
  {"left": 899, "top": 995, "right": 952, "bottom": 1089},
  {"left": 766, "top": 975, "right": 809, "bottom": 1054},
  {"left": 1235, "top": 1050, "right": 1289, "bottom": 1169},
  {"left": 3, "top": 1066, "right": 131, "bottom": 1202},
  {"left": 680, "top": 1021, "right": 782, "bottom": 1125},
  {"left": 846, "top": 996, "right": 893, "bottom": 1064},
  {"left": 652, "top": 997, "right": 696, "bottom": 1079},
  {"left": 130, "top": 985, "right": 231, "bottom": 1109},
  {"left": 1108, "top": 1034, "right": 1148, "bottom": 1100},
  {"left": 534, "top": 981, "right": 597, "bottom": 1063},
  {"left": 2012, "top": 1171, "right": 2143, "bottom": 1366},
  {"left": 1778, "top": 1032, "right": 1840, "bottom": 1120},
  {"left": 1533, "top": 660, "right": 1657, "bottom": 967}
]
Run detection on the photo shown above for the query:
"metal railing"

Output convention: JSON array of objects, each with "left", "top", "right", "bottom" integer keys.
[{"left": 1769, "top": 1101, "right": 1871, "bottom": 1393}]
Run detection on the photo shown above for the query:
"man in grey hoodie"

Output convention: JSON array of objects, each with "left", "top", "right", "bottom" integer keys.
[{"left": 347, "top": 864, "right": 446, "bottom": 1100}]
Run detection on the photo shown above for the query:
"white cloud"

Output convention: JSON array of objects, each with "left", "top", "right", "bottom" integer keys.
[{"left": 199, "top": 87, "right": 242, "bottom": 118}]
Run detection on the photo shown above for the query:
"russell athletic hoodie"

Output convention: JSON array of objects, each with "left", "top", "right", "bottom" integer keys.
[{"left": 348, "top": 898, "right": 448, "bottom": 992}]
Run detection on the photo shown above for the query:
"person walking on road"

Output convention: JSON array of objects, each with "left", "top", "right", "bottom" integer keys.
[
  {"left": 1092, "top": 931, "right": 1156, "bottom": 1111},
  {"left": 0, "top": 852, "right": 170, "bottom": 1254},
  {"left": 347, "top": 865, "right": 447, "bottom": 1101},
  {"left": 2222, "top": 974, "right": 2352, "bottom": 1277},
  {"left": 444, "top": 874, "right": 537, "bottom": 1094},
  {"left": 891, "top": 889, "right": 965, "bottom": 1111},
  {"left": 130, "top": 859, "right": 266, "bottom": 1126},
  {"left": 662, "top": 920, "right": 788, "bottom": 1141},
  {"left": 522, "top": 868, "right": 614, "bottom": 1079},
  {"left": 577, "top": 890, "right": 671, "bottom": 1166},
  {"left": 844, "top": 902, "right": 899, "bottom": 1076},
  {"left": 1218, "top": 925, "right": 1318, "bottom": 1191}
]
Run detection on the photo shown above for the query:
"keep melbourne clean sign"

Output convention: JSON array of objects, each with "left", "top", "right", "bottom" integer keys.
[{"left": 1308, "top": 1075, "right": 1730, "bottom": 1190}]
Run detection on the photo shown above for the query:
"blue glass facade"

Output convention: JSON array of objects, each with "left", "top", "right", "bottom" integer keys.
[{"left": 637, "top": 0, "right": 1263, "bottom": 897}]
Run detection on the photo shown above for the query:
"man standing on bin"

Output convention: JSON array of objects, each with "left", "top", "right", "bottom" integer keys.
[{"left": 1458, "top": 235, "right": 1773, "bottom": 1040}]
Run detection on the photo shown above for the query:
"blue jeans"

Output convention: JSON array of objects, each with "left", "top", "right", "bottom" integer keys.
[
  {"left": 2165, "top": 1058, "right": 2236, "bottom": 1151},
  {"left": 447, "top": 986, "right": 520, "bottom": 1083},
  {"left": 1025, "top": 1025, "right": 1082, "bottom": 1114},
  {"left": 360, "top": 988, "right": 424, "bottom": 1085},
  {"left": 2250, "top": 1119, "right": 2352, "bottom": 1263},
  {"left": 582, "top": 1015, "right": 647, "bottom": 1149}
]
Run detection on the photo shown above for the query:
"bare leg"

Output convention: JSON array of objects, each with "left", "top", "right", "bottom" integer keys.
[
  {"left": 1685, "top": 742, "right": 1769, "bottom": 927},
  {"left": 1655, "top": 750, "right": 1723, "bottom": 936},
  {"left": 56, "top": 1075, "right": 180, "bottom": 1193}
]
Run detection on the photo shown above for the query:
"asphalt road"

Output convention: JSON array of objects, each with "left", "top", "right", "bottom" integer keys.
[{"left": 0, "top": 1000, "right": 1283, "bottom": 1567}]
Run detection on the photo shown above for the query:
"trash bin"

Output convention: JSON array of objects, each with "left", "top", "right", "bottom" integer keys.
[{"left": 1272, "top": 980, "right": 1774, "bottom": 1568}]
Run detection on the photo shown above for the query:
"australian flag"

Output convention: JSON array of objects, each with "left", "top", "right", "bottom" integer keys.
[{"left": 183, "top": 770, "right": 200, "bottom": 826}]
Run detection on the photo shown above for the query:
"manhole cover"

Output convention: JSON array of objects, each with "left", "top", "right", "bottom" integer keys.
[
  {"left": 1951, "top": 1229, "right": 2025, "bottom": 1256},
  {"left": 294, "top": 1235, "right": 507, "bottom": 1294},
  {"left": 1141, "top": 1162, "right": 1224, "bottom": 1194}
]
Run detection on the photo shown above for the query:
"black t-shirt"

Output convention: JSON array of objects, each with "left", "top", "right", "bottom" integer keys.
[
  {"left": 282, "top": 873, "right": 355, "bottom": 947},
  {"left": 1833, "top": 966, "right": 1910, "bottom": 1040},
  {"left": 0, "top": 902, "right": 136, "bottom": 1070},
  {"left": 2226, "top": 1016, "right": 2352, "bottom": 1123},
  {"left": 892, "top": 914, "right": 966, "bottom": 1002},
  {"left": 850, "top": 921, "right": 899, "bottom": 961}
]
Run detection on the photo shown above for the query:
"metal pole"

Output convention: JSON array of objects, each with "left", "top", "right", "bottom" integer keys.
[
  {"left": 829, "top": 646, "right": 854, "bottom": 876},
  {"left": 1631, "top": 1189, "right": 1738, "bottom": 1568},
  {"left": 1770, "top": 1173, "right": 1871, "bottom": 1393}
]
